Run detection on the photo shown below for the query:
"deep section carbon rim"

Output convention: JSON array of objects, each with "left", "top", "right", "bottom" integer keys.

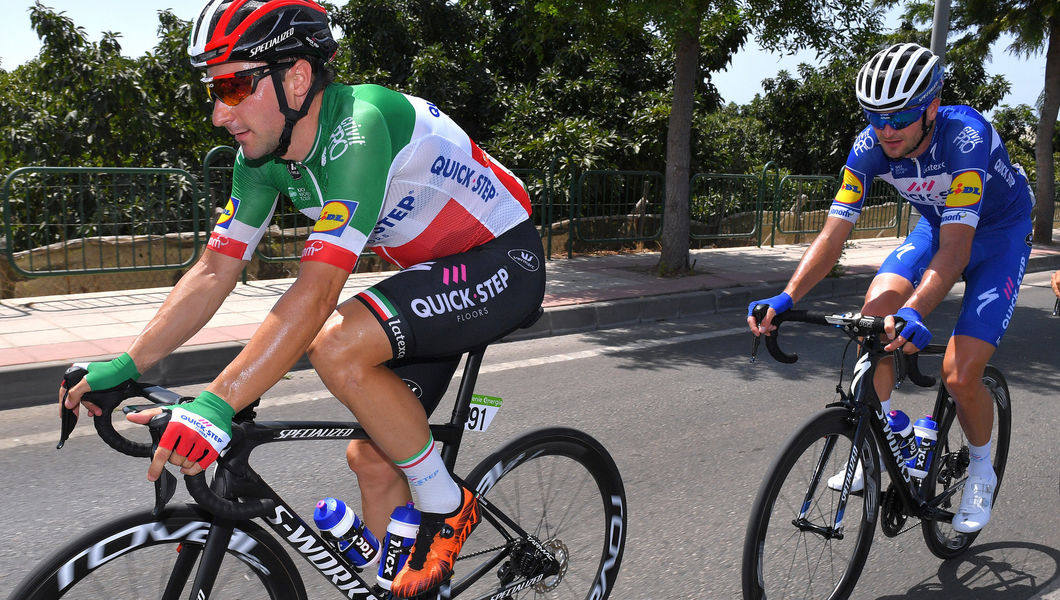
[
  {"left": 743, "top": 407, "right": 879, "bottom": 600},
  {"left": 457, "top": 427, "right": 626, "bottom": 599},
  {"left": 8, "top": 506, "right": 303, "bottom": 600}
]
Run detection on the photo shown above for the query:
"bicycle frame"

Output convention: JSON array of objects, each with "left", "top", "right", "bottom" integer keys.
[
  {"left": 146, "top": 345, "right": 558, "bottom": 600},
  {"left": 805, "top": 335, "right": 961, "bottom": 540}
]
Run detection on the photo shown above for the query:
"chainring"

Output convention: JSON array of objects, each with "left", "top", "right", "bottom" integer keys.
[{"left": 880, "top": 482, "right": 908, "bottom": 537}]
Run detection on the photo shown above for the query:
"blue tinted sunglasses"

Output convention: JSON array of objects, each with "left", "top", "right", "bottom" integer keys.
[{"left": 864, "top": 103, "right": 929, "bottom": 130}]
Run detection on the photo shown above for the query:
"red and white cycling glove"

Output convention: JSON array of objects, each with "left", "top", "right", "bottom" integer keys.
[{"left": 160, "top": 391, "right": 235, "bottom": 469}]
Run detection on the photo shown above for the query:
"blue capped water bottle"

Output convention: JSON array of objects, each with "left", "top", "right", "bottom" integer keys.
[
  {"left": 377, "top": 502, "right": 421, "bottom": 591},
  {"left": 905, "top": 415, "right": 939, "bottom": 479},
  {"left": 887, "top": 410, "right": 916, "bottom": 461},
  {"left": 314, "top": 498, "right": 381, "bottom": 571}
]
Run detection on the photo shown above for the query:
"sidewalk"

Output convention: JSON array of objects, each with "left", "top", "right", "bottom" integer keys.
[{"left": 3, "top": 236, "right": 1059, "bottom": 409}]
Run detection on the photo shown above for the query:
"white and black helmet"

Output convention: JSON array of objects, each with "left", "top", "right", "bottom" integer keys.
[{"left": 856, "top": 43, "right": 943, "bottom": 113}]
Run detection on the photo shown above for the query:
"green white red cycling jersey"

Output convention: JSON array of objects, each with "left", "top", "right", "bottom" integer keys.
[{"left": 208, "top": 83, "right": 532, "bottom": 270}]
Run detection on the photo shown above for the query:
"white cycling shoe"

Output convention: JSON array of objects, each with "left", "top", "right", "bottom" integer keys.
[
  {"left": 827, "top": 460, "right": 869, "bottom": 492},
  {"left": 952, "top": 470, "right": 997, "bottom": 533}
]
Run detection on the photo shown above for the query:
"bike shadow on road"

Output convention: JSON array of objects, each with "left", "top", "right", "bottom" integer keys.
[{"left": 874, "top": 541, "right": 1060, "bottom": 599}]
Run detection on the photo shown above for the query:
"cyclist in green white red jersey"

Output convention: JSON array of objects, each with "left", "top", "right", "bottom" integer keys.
[
  {"left": 747, "top": 43, "right": 1034, "bottom": 534},
  {"left": 59, "top": 1, "right": 544, "bottom": 597}
]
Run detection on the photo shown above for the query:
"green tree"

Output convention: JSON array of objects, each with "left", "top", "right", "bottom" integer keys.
[
  {"left": 893, "top": 0, "right": 1059, "bottom": 242},
  {"left": 535, "top": 0, "right": 882, "bottom": 274},
  {"left": 0, "top": 2, "right": 225, "bottom": 172}
]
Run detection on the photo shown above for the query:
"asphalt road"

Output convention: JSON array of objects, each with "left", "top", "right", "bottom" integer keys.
[{"left": 1, "top": 271, "right": 1058, "bottom": 599}]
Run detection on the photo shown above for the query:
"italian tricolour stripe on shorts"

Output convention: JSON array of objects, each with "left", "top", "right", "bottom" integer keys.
[{"left": 358, "top": 288, "right": 398, "bottom": 321}]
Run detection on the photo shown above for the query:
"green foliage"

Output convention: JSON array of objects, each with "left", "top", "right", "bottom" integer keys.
[{"left": 0, "top": 2, "right": 226, "bottom": 173}]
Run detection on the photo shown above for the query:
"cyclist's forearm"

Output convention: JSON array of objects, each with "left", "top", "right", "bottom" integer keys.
[
  {"left": 906, "top": 225, "right": 972, "bottom": 316},
  {"left": 127, "top": 254, "right": 240, "bottom": 371},
  {"left": 206, "top": 262, "right": 347, "bottom": 410},
  {"left": 906, "top": 254, "right": 965, "bottom": 317}
]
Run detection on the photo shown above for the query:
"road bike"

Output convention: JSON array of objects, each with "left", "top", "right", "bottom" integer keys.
[
  {"left": 741, "top": 308, "right": 1011, "bottom": 600},
  {"left": 8, "top": 312, "right": 627, "bottom": 600}
]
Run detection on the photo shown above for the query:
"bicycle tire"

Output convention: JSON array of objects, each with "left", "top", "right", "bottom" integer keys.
[
  {"left": 7, "top": 505, "right": 306, "bottom": 600},
  {"left": 742, "top": 406, "right": 880, "bottom": 600},
  {"left": 921, "top": 364, "right": 1012, "bottom": 559},
  {"left": 456, "top": 427, "right": 626, "bottom": 599}
]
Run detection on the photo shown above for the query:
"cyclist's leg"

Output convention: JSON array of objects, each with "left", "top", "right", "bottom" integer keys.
[
  {"left": 944, "top": 220, "right": 1030, "bottom": 532},
  {"left": 867, "top": 220, "right": 935, "bottom": 409},
  {"left": 344, "top": 355, "right": 460, "bottom": 536},
  {"left": 313, "top": 220, "right": 545, "bottom": 595},
  {"left": 941, "top": 336, "right": 995, "bottom": 446}
]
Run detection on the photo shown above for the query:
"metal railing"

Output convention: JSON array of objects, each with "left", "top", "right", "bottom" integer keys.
[
  {"left": 2, "top": 167, "right": 200, "bottom": 277},
  {"left": 5, "top": 151, "right": 1054, "bottom": 295}
]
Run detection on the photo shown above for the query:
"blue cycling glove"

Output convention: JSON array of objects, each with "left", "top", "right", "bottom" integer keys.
[
  {"left": 894, "top": 307, "right": 932, "bottom": 350},
  {"left": 748, "top": 292, "right": 793, "bottom": 319}
]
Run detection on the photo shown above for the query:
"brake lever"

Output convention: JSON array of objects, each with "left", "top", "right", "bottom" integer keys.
[
  {"left": 750, "top": 334, "right": 761, "bottom": 364},
  {"left": 1053, "top": 297, "right": 1059, "bottom": 317},
  {"left": 146, "top": 410, "right": 177, "bottom": 517},
  {"left": 892, "top": 349, "right": 908, "bottom": 390},
  {"left": 57, "top": 366, "right": 88, "bottom": 450}
]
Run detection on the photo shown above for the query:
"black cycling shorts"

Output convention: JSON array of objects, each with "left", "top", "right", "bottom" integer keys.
[{"left": 354, "top": 218, "right": 545, "bottom": 414}]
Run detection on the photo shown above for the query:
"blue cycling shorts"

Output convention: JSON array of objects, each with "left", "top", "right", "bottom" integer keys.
[{"left": 877, "top": 217, "right": 1032, "bottom": 346}]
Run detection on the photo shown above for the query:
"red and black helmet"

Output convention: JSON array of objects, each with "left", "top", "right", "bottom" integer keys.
[{"left": 188, "top": 0, "right": 338, "bottom": 68}]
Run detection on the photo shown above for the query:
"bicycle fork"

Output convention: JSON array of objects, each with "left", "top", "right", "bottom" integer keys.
[
  {"left": 156, "top": 518, "right": 235, "bottom": 600},
  {"left": 793, "top": 412, "right": 873, "bottom": 541}
]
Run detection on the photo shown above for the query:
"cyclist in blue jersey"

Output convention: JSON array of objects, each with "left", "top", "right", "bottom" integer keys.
[
  {"left": 58, "top": 1, "right": 545, "bottom": 596},
  {"left": 747, "top": 43, "right": 1034, "bottom": 534}
]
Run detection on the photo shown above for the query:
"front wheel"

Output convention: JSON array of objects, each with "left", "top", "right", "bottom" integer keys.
[
  {"left": 8, "top": 505, "right": 305, "bottom": 600},
  {"left": 921, "top": 365, "right": 1012, "bottom": 559},
  {"left": 456, "top": 427, "right": 626, "bottom": 599},
  {"left": 742, "top": 406, "right": 880, "bottom": 600}
]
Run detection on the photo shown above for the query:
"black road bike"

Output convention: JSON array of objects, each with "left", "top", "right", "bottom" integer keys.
[
  {"left": 8, "top": 315, "right": 627, "bottom": 600},
  {"left": 741, "top": 309, "right": 1011, "bottom": 600}
]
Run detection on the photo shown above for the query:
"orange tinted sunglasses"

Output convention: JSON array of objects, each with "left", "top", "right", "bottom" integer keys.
[{"left": 202, "top": 63, "right": 294, "bottom": 106}]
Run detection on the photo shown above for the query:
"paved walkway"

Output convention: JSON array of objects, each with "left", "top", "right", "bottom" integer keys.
[{"left": 3, "top": 235, "right": 1060, "bottom": 408}]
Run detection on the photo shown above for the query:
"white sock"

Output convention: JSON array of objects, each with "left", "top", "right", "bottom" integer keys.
[
  {"left": 880, "top": 398, "right": 892, "bottom": 415},
  {"left": 396, "top": 435, "right": 462, "bottom": 514},
  {"left": 967, "top": 441, "right": 994, "bottom": 478}
]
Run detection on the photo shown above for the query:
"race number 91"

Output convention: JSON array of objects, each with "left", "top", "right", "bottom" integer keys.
[{"left": 465, "top": 394, "right": 502, "bottom": 432}]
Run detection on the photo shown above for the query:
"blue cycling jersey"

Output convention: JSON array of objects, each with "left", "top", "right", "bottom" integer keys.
[{"left": 829, "top": 105, "right": 1033, "bottom": 232}]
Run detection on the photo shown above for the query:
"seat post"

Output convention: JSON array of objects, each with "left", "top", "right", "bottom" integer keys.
[{"left": 439, "top": 345, "right": 487, "bottom": 469}]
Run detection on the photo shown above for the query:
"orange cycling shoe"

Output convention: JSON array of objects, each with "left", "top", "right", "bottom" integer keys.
[{"left": 390, "top": 486, "right": 480, "bottom": 598}]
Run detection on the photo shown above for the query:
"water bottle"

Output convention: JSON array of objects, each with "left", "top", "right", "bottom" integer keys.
[
  {"left": 313, "top": 498, "right": 380, "bottom": 571},
  {"left": 905, "top": 415, "right": 939, "bottom": 479},
  {"left": 887, "top": 410, "right": 916, "bottom": 462},
  {"left": 377, "top": 502, "right": 421, "bottom": 591}
]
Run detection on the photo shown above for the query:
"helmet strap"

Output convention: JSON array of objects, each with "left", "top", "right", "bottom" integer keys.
[{"left": 268, "top": 61, "right": 324, "bottom": 159}]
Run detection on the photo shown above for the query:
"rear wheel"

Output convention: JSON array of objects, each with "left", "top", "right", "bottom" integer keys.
[
  {"left": 921, "top": 365, "right": 1011, "bottom": 559},
  {"left": 8, "top": 506, "right": 305, "bottom": 600},
  {"left": 742, "top": 406, "right": 879, "bottom": 600},
  {"left": 456, "top": 427, "right": 626, "bottom": 599}
]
